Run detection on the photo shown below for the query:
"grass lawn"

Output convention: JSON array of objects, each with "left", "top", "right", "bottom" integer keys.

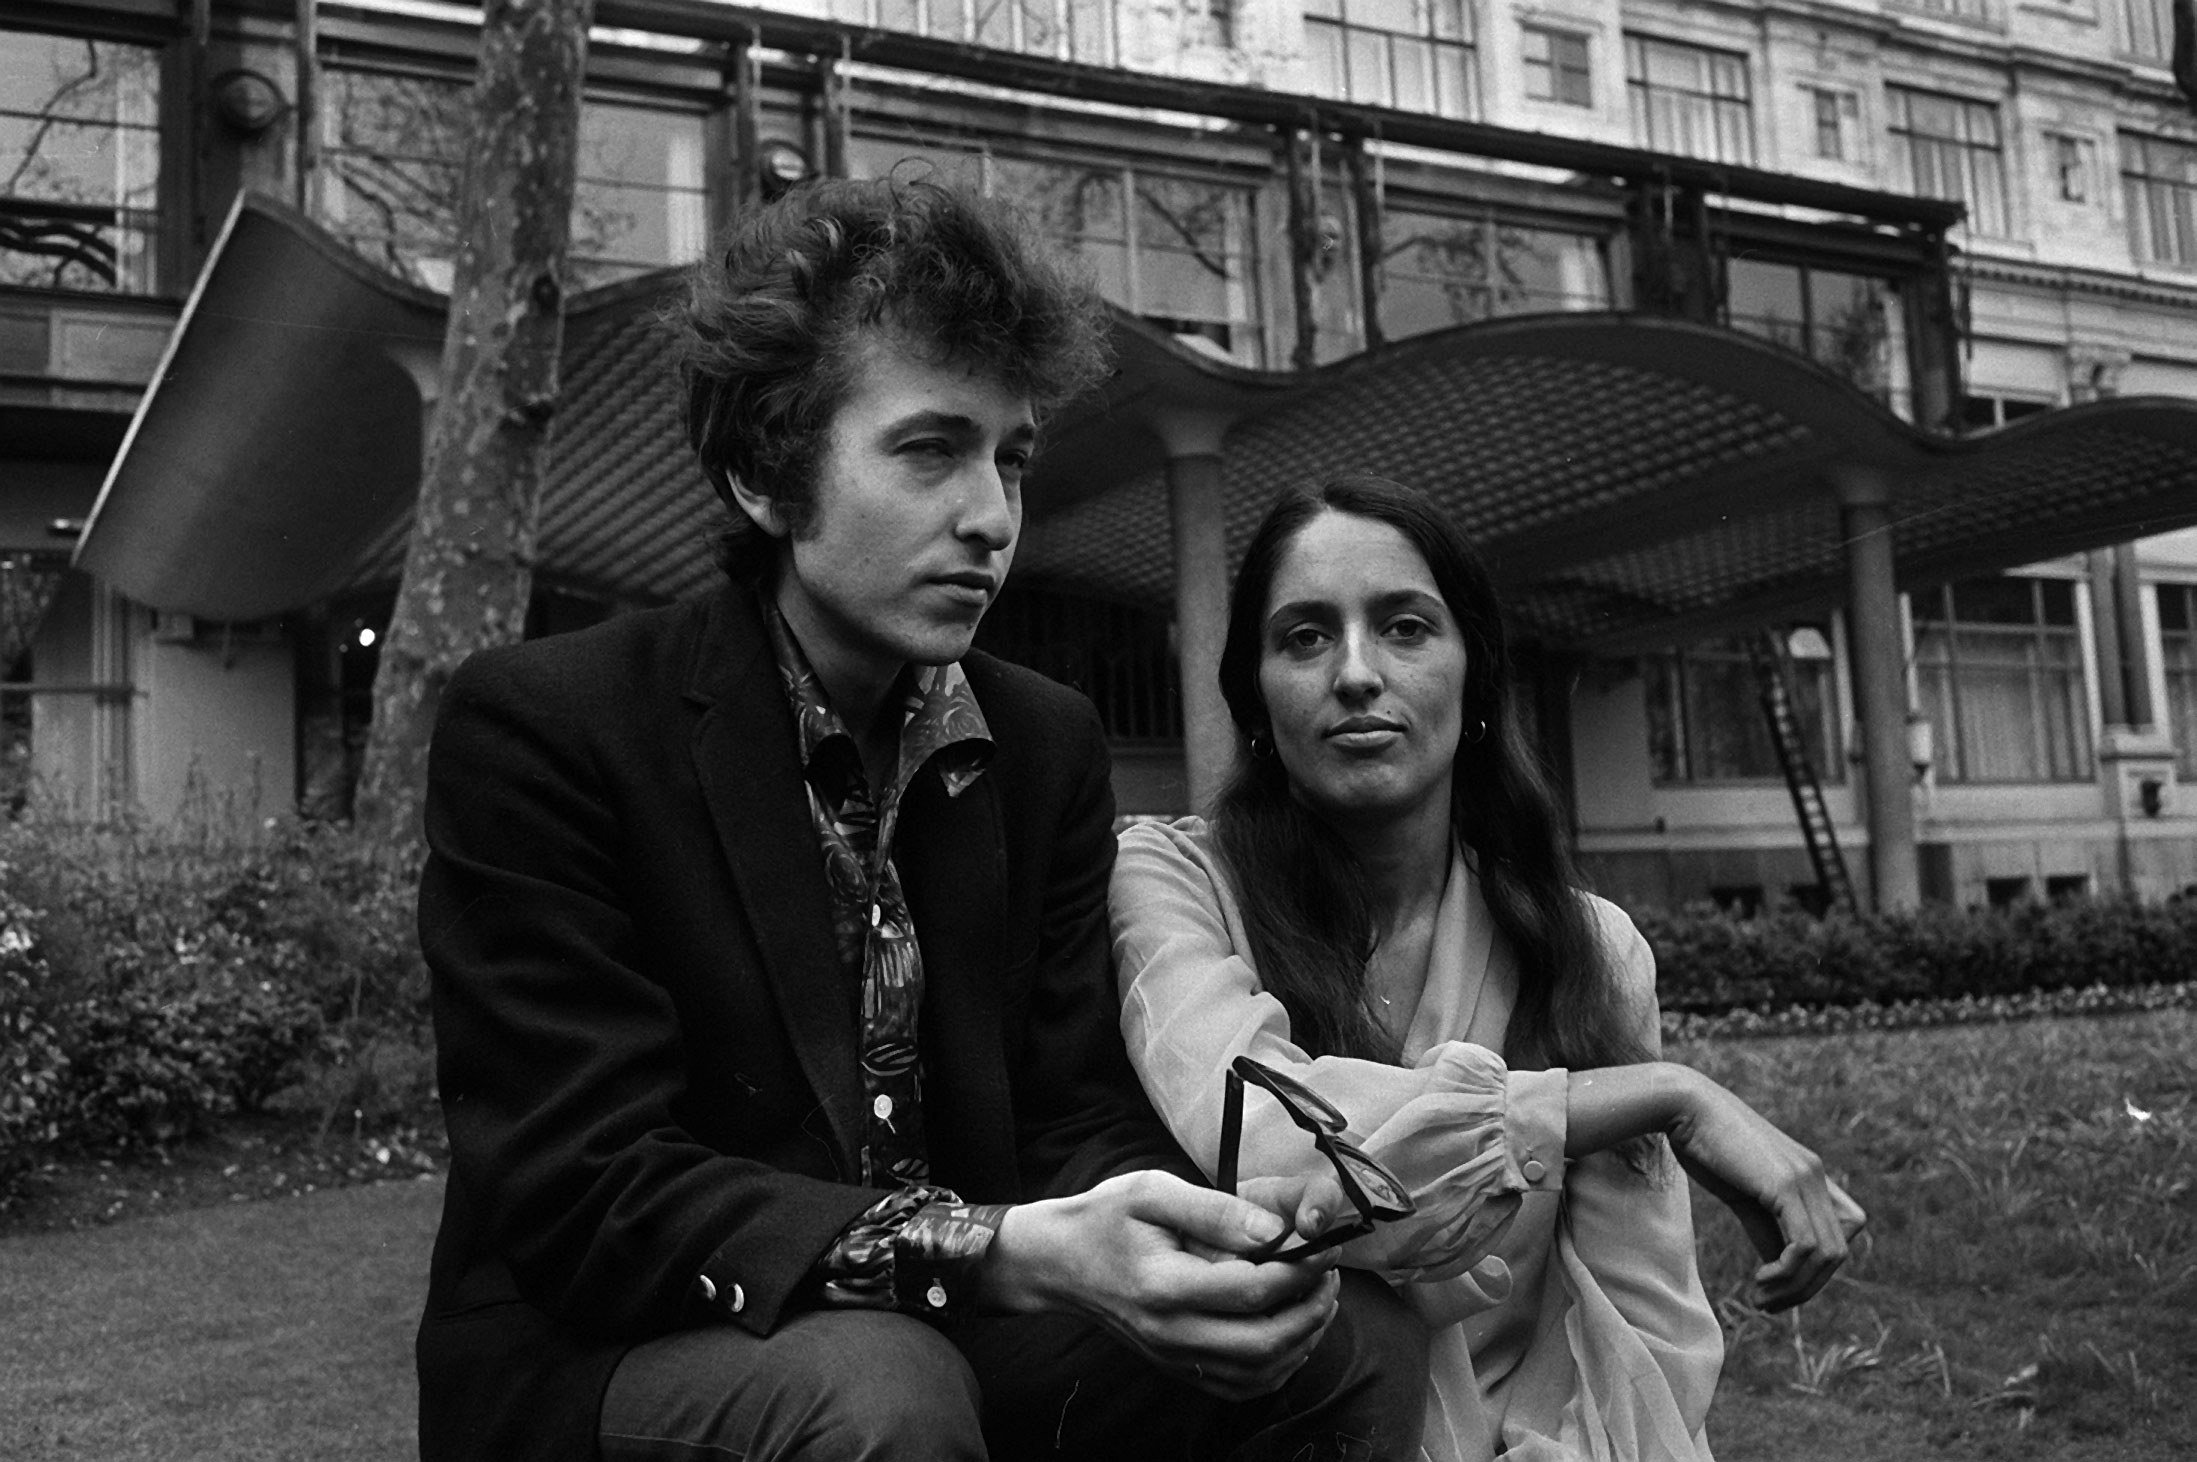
[
  {"left": 1677, "top": 1006, "right": 2196, "bottom": 1461},
  {"left": 1, "top": 1008, "right": 2189, "bottom": 1460},
  {"left": 0, "top": 1176, "right": 439, "bottom": 1461}
]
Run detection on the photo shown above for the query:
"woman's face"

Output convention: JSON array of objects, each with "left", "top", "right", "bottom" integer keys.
[{"left": 1255, "top": 509, "right": 1470, "bottom": 833}]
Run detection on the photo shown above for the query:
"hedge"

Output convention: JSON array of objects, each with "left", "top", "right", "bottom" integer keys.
[{"left": 1636, "top": 896, "right": 2197, "bottom": 1015}]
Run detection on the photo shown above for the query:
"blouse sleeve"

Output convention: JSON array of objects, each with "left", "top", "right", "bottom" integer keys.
[
  {"left": 1109, "top": 821, "right": 1562, "bottom": 1281},
  {"left": 1507, "top": 900, "right": 1724, "bottom": 1447}
]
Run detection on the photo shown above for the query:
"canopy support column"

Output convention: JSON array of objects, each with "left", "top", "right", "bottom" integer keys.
[
  {"left": 1157, "top": 408, "right": 1236, "bottom": 815},
  {"left": 1838, "top": 467, "right": 1920, "bottom": 911}
]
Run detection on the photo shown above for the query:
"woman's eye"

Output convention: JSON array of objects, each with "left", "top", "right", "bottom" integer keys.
[
  {"left": 1386, "top": 617, "right": 1432, "bottom": 641},
  {"left": 1279, "top": 625, "right": 1329, "bottom": 653}
]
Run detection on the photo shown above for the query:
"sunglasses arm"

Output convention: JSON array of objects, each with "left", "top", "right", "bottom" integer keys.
[{"left": 1218, "top": 1070, "right": 1244, "bottom": 1195}]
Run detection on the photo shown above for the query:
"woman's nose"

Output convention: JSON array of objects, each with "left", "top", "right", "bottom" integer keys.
[{"left": 1333, "top": 628, "right": 1383, "bottom": 698}]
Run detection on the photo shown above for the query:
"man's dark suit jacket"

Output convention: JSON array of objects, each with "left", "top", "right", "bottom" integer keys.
[{"left": 415, "top": 584, "right": 1187, "bottom": 1462}]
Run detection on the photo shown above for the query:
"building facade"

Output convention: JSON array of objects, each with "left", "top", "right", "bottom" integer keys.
[{"left": 5, "top": 0, "right": 2197, "bottom": 907}]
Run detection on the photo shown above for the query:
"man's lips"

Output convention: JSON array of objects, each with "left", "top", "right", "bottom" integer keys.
[{"left": 929, "top": 571, "right": 998, "bottom": 598}]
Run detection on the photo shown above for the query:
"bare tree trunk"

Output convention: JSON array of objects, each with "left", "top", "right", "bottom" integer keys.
[{"left": 352, "top": 0, "right": 593, "bottom": 850}]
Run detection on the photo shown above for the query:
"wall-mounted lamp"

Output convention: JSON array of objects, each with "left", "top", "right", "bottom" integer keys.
[
  {"left": 1906, "top": 710, "right": 1934, "bottom": 782},
  {"left": 211, "top": 69, "right": 289, "bottom": 136},
  {"left": 759, "top": 140, "right": 814, "bottom": 201}
]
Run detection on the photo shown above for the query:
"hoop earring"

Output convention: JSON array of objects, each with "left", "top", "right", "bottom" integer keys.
[
  {"left": 1249, "top": 733, "right": 1276, "bottom": 760},
  {"left": 1463, "top": 718, "right": 1488, "bottom": 746}
]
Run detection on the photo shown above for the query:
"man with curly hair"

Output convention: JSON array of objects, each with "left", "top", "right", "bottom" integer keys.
[{"left": 414, "top": 175, "right": 1427, "bottom": 1462}]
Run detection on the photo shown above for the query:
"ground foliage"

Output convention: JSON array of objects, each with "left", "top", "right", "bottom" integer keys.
[
  {"left": 0, "top": 815, "right": 429, "bottom": 1214},
  {"left": 1678, "top": 1008, "right": 2195, "bottom": 1460},
  {"left": 1638, "top": 896, "right": 2197, "bottom": 1014}
]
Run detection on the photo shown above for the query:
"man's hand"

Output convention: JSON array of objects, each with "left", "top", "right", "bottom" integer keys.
[
  {"left": 1665, "top": 1071, "right": 1868, "bottom": 1313},
  {"left": 980, "top": 1170, "right": 1342, "bottom": 1400}
]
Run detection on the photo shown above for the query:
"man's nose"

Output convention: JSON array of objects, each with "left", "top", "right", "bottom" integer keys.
[{"left": 956, "top": 466, "right": 1017, "bottom": 551}]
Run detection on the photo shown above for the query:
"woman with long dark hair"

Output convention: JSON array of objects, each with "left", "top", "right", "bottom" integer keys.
[{"left": 1112, "top": 474, "right": 1863, "bottom": 1461}]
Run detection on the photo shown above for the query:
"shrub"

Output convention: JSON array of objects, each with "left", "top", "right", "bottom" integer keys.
[
  {"left": 1639, "top": 896, "right": 2197, "bottom": 1015},
  {"left": 0, "top": 817, "right": 427, "bottom": 1206}
]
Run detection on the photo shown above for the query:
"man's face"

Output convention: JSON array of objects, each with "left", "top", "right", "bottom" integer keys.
[{"left": 752, "top": 331, "right": 1037, "bottom": 704}]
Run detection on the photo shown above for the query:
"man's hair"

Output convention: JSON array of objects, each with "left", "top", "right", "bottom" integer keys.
[{"left": 673, "top": 173, "right": 1113, "bottom": 580}]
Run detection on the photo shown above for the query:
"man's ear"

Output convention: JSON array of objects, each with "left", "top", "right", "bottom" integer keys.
[{"left": 724, "top": 473, "right": 791, "bottom": 539}]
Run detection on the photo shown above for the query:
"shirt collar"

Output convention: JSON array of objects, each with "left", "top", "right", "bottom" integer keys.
[{"left": 761, "top": 590, "right": 994, "bottom": 799}]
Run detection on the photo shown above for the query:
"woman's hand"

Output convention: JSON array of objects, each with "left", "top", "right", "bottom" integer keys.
[{"left": 1663, "top": 1070, "right": 1867, "bottom": 1312}]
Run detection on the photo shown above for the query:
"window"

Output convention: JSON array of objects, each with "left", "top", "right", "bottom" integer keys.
[
  {"left": 1645, "top": 632, "right": 1843, "bottom": 784},
  {"left": 2122, "top": 132, "right": 2197, "bottom": 269},
  {"left": 1806, "top": 86, "right": 1860, "bottom": 162},
  {"left": 319, "top": 67, "right": 706, "bottom": 290},
  {"left": 1912, "top": 577, "right": 2093, "bottom": 783},
  {"left": 1305, "top": 0, "right": 1476, "bottom": 120},
  {"left": 1958, "top": 394, "right": 2051, "bottom": 433},
  {"left": 0, "top": 31, "right": 161, "bottom": 292},
  {"left": 1521, "top": 26, "right": 1592, "bottom": 108},
  {"left": 1889, "top": 0, "right": 1993, "bottom": 21},
  {"left": 938, "top": 152, "right": 1264, "bottom": 364},
  {"left": 2049, "top": 133, "right": 2095, "bottom": 204},
  {"left": 976, "top": 589, "right": 1182, "bottom": 742},
  {"left": 1723, "top": 260, "right": 1894, "bottom": 395},
  {"left": 1887, "top": 86, "right": 2008, "bottom": 236},
  {"left": 831, "top": 0, "right": 1121, "bottom": 64},
  {"left": 2159, "top": 583, "right": 2197, "bottom": 779},
  {"left": 1625, "top": 36, "right": 1752, "bottom": 165},
  {"left": 2119, "top": 0, "right": 2173, "bottom": 58},
  {"left": 1376, "top": 205, "right": 1608, "bottom": 339}
]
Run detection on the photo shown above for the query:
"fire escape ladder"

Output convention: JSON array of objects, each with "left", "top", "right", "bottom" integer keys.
[{"left": 1752, "top": 630, "right": 1860, "bottom": 917}]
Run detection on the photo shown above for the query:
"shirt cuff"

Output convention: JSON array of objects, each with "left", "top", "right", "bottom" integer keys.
[
  {"left": 1504, "top": 1066, "right": 1569, "bottom": 1192},
  {"left": 814, "top": 1186, "right": 1008, "bottom": 1322}
]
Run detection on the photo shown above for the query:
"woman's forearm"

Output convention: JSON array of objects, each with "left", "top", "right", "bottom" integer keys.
[{"left": 1561, "top": 1062, "right": 1702, "bottom": 1158}]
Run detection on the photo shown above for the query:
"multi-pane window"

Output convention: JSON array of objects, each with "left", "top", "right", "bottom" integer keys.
[
  {"left": 1806, "top": 86, "right": 1860, "bottom": 162},
  {"left": 1625, "top": 36, "right": 1752, "bottom": 165},
  {"left": 2160, "top": 584, "right": 2197, "bottom": 779},
  {"left": 977, "top": 588, "right": 1182, "bottom": 742},
  {"left": 829, "top": 0, "right": 1122, "bottom": 64},
  {"left": 1645, "top": 632, "right": 1843, "bottom": 784},
  {"left": 319, "top": 67, "right": 706, "bottom": 291},
  {"left": 1376, "top": 206, "right": 1608, "bottom": 339},
  {"left": 1957, "top": 394, "right": 2050, "bottom": 433},
  {"left": 1912, "top": 577, "right": 2093, "bottom": 784},
  {"left": 1723, "top": 260, "right": 1893, "bottom": 395},
  {"left": 1889, "top": 0, "right": 1992, "bottom": 21},
  {"left": 1521, "top": 26, "right": 1592, "bottom": 108},
  {"left": 0, "top": 31, "right": 161, "bottom": 292},
  {"left": 2118, "top": 0, "right": 2173, "bottom": 59},
  {"left": 870, "top": 144, "right": 1266, "bottom": 364},
  {"left": 1888, "top": 87, "right": 2008, "bottom": 235},
  {"left": 1304, "top": 0, "right": 1476, "bottom": 120},
  {"left": 2122, "top": 133, "right": 2197, "bottom": 268}
]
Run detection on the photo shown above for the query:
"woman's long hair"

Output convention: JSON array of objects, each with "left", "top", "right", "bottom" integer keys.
[{"left": 1211, "top": 474, "right": 1653, "bottom": 1073}]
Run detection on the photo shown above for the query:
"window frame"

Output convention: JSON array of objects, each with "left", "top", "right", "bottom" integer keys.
[
  {"left": 1886, "top": 84, "right": 2010, "bottom": 237},
  {"left": 1644, "top": 630, "right": 1846, "bottom": 787},
  {"left": 0, "top": 27, "right": 164, "bottom": 294},
  {"left": 1623, "top": 33, "right": 1754, "bottom": 166},
  {"left": 2122, "top": 131, "right": 2197, "bottom": 270},
  {"left": 1304, "top": 0, "right": 1477, "bottom": 121},
  {"left": 2158, "top": 582, "right": 2197, "bottom": 780},
  {"left": 1910, "top": 576, "right": 2096, "bottom": 785},
  {"left": 1521, "top": 24, "right": 1593, "bottom": 109}
]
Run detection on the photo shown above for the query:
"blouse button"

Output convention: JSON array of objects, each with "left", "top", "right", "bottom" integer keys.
[
  {"left": 926, "top": 1281, "right": 949, "bottom": 1309},
  {"left": 1522, "top": 1158, "right": 1547, "bottom": 1183},
  {"left": 727, "top": 1283, "right": 746, "bottom": 1313}
]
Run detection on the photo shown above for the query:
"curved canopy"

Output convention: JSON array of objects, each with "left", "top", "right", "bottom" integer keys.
[{"left": 79, "top": 195, "right": 2197, "bottom": 652}]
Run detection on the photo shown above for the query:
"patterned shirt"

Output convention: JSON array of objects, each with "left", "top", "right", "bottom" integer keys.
[{"left": 762, "top": 597, "right": 1009, "bottom": 1320}]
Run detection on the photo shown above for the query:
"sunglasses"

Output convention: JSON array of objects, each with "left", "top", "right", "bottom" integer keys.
[{"left": 1218, "top": 1055, "right": 1415, "bottom": 1262}]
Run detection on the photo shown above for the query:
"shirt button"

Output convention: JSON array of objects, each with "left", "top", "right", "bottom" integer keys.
[
  {"left": 727, "top": 1283, "right": 746, "bottom": 1314},
  {"left": 874, "top": 1095, "right": 894, "bottom": 1120},
  {"left": 1522, "top": 1158, "right": 1547, "bottom": 1183},
  {"left": 695, "top": 1274, "right": 717, "bottom": 1302},
  {"left": 869, "top": 902, "right": 883, "bottom": 928},
  {"left": 926, "top": 1281, "right": 949, "bottom": 1309}
]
